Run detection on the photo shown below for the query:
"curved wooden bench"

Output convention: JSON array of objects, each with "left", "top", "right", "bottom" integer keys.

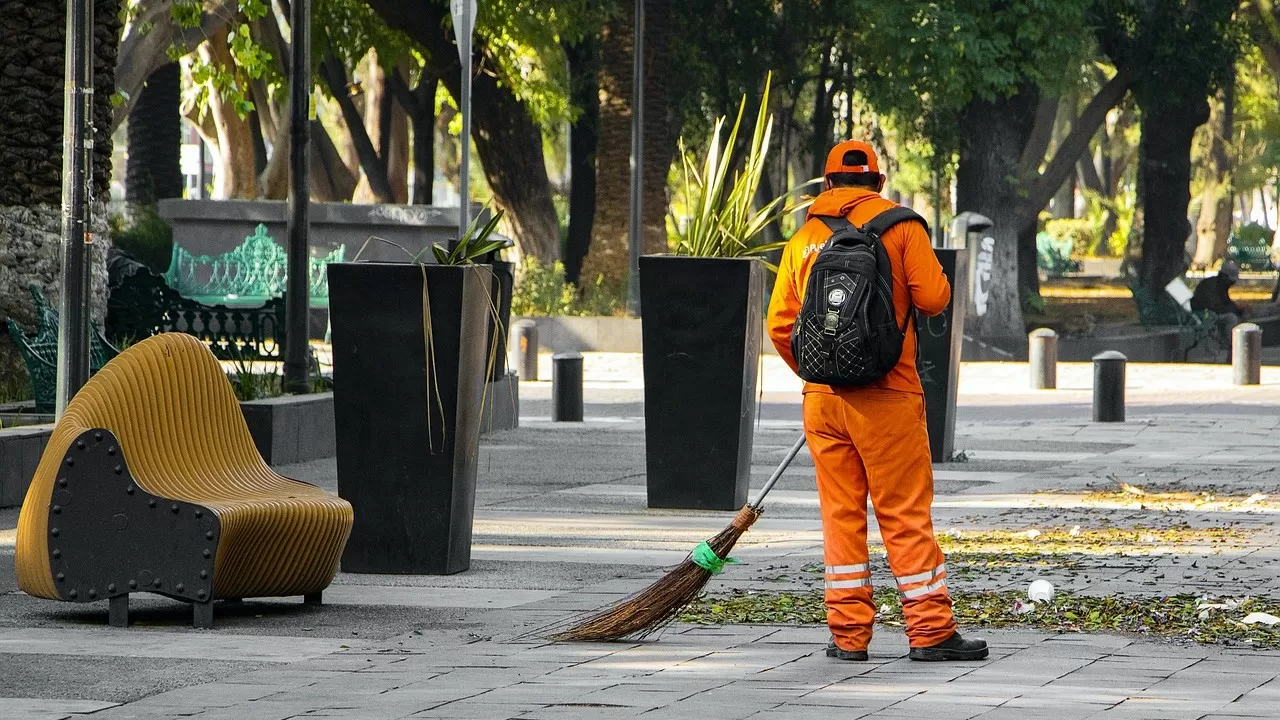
[{"left": 15, "top": 333, "right": 353, "bottom": 628}]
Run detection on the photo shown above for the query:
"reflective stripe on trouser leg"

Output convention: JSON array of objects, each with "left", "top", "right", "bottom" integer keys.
[
  {"left": 854, "top": 390, "right": 957, "bottom": 647},
  {"left": 897, "top": 564, "right": 947, "bottom": 599},
  {"left": 805, "top": 393, "right": 875, "bottom": 652}
]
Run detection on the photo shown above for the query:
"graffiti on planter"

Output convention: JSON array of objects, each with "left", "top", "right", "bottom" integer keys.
[
  {"left": 972, "top": 235, "right": 994, "bottom": 318},
  {"left": 918, "top": 359, "right": 936, "bottom": 387},
  {"left": 368, "top": 205, "right": 441, "bottom": 225}
]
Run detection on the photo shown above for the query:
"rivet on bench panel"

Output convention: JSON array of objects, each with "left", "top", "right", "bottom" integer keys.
[
  {"left": 107, "top": 447, "right": 116, "bottom": 456},
  {"left": 76, "top": 441, "right": 85, "bottom": 450},
  {"left": 153, "top": 579, "right": 162, "bottom": 588},
  {"left": 52, "top": 550, "right": 60, "bottom": 559},
  {"left": 171, "top": 504, "right": 180, "bottom": 514},
  {"left": 195, "top": 510, "right": 203, "bottom": 518},
  {"left": 50, "top": 528, "right": 59, "bottom": 537},
  {"left": 69, "top": 589, "right": 77, "bottom": 599},
  {"left": 58, "top": 478, "right": 67, "bottom": 488},
  {"left": 176, "top": 583, "right": 185, "bottom": 593},
  {"left": 202, "top": 549, "right": 211, "bottom": 559},
  {"left": 205, "top": 531, "right": 214, "bottom": 540},
  {"left": 52, "top": 505, "right": 61, "bottom": 514},
  {"left": 197, "top": 590, "right": 207, "bottom": 600},
  {"left": 148, "top": 500, "right": 156, "bottom": 508},
  {"left": 94, "top": 432, "right": 102, "bottom": 442},
  {"left": 128, "top": 580, "right": 138, "bottom": 589},
  {"left": 65, "top": 458, "right": 74, "bottom": 467},
  {"left": 114, "top": 465, "right": 123, "bottom": 475},
  {"left": 88, "top": 588, "right": 97, "bottom": 599},
  {"left": 126, "top": 485, "right": 134, "bottom": 495},
  {"left": 56, "top": 573, "right": 64, "bottom": 582},
  {"left": 108, "top": 584, "right": 116, "bottom": 593},
  {"left": 199, "top": 570, "right": 208, "bottom": 579}
]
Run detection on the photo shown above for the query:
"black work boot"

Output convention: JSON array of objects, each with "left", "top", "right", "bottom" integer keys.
[
  {"left": 825, "top": 638, "right": 868, "bottom": 662},
  {"left": 908, "top": 632, "right": 989, "bottom": 661}
]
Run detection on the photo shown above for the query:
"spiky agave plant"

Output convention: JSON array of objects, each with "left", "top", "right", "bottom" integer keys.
[{"left": 672, "top": 73, "right": 816, "bottom": 265}]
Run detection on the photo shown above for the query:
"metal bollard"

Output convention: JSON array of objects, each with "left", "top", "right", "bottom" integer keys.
[
  {"left": 1092, "top": 351, "right": 1127, "bottom": 423},
  {"left": 1233, "top": 323, "right": 1262, "bottom": 386},
  {"left": 1029, "top": 328, "right": 1058, "bottom": 390},
  {"left": 552, "top": 352, "right": 583, "bottom": 422},
  {"left": 510, "top": 320, "right": 539, "bottom": 381}
]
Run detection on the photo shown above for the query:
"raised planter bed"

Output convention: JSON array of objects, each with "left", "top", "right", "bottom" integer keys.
[
  {"left": 0, "top": 424, "right": 53, "bottom": 508},
  {"left": 239, "top": 392, "right": 337, "bottom": 466},
  {"left": 159, "top": 200, "right": 482, "bottom": 265}
]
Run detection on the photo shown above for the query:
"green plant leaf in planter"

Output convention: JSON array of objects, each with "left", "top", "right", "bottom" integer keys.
[
  {"left": 427, "top": 205, "right": 511, "bottom": 266},
  {"left": 671, "top": 73, "right": 818, "bottom": 259}
]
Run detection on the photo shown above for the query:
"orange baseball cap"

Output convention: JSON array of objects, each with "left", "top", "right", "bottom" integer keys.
[{"left": 824, "top": 140, "right": 880, "bottom": 176}]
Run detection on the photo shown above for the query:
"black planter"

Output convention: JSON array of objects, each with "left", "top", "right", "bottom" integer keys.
[
  {"left": 327, "top": 262, "right": 493, "bottom": 574},
  {"left": 486, "top": 260, "right": 514, "bottom": 381},
  {"left": 639, "top": 255, "right": 767, "bottom": 510},
  {"left": 916, "top": 248, "right": 969, "bottom": 463}
]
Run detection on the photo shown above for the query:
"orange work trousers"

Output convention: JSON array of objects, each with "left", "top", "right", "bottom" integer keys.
[{"left": 803, "top": 389, "right": 956, "bottom": 651}]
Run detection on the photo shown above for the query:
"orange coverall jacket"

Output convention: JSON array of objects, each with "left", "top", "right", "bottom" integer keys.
[{"left": 766, "top": 187, "right": 951, "bottom": 392}]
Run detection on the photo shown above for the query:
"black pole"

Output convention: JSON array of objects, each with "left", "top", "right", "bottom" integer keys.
[
  {"left": 55, "top": 0, "right": 95, "bottom": 418},
  {"left": 283, "top": 0, "right": 311, "bottom": 393},
  {"left": 627, "top": 0, "right": 644, "bottom": 316}
]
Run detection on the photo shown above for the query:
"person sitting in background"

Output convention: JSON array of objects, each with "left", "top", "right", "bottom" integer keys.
[{"left": 1191, "top": 260, "right": 1247, "bottom": 324}]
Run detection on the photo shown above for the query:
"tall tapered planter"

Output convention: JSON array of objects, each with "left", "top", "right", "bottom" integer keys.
[
  {"left": 327, "top": 262, "right": 493, "bottom": 574},
  {"left": 640, "top": 255, "right": 767, "bottom": 510}
]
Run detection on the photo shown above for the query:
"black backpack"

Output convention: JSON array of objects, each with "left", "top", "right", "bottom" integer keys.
[{"left": 790, "top": 206, "right": 928, "bottom": 387}]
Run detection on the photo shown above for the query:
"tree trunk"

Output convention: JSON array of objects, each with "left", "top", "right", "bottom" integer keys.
[
  {"left": 810, "top": 42, "right": 835, "bottom": 181},
  {"left": 408, "top": 73, "right": 436, "bottom": 205},
  {"left": 125, "top": 62, "right": 183, "bottom": 204},
  {"left": 351, "top": 51, "right": 409, "bottom": 204},
  {"left": 563, "top": 36, "right": 601, "bottom": 286},
  {"left": 196, "top": 35, "right": 257, "bottom": 199},
  {"left": 956, "top": 85, "right": 1041, "bottom": 339},
  {"left": 364, "top": 0, "right": 561, "bottom": 262},
  {"left": 580, "top": 0, "right": 678, "bottom": 291},
  {"left": 1193, "top": 83, "right": 1233, "bottom": 267},
  {"left": 0, "top": 0, "right": 119, "bottom": 397},
  {"left": 1049, "top": 93, "right": 1078, "bottom": 219},
  {"left": 320, "top": 54, "right": 394, "bottom": 203},
  {"left": 1133, "top": 96, "right": 1208, "bottom": 294}
]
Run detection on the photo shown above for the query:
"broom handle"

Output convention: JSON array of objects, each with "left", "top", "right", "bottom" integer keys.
[{"left": 749, "top": 433, "right": 808, "bottom": 510}]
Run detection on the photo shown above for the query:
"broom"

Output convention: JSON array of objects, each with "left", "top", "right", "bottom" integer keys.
[{"left": 547, "top": 433, "right": 809, "bottom": 642}]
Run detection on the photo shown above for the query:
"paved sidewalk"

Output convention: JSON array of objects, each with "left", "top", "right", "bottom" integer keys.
[{"left": 2, "top": 359, "right": 1280, "bottom": 719}]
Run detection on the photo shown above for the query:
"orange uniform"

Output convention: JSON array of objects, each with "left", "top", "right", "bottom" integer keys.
[{"left": 767, "top": 172, "right": 956, "bottom": 651}]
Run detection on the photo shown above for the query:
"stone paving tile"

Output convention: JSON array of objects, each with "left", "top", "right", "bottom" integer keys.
[{"left": 409, "top": 700, "right": 545, "bottom": 718}]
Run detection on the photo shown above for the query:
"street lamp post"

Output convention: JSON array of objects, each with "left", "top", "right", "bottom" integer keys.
[
  {"left": 452, "top": 0, "right": 477, "bottom": 239},
  {"left": 283, "top": 0, "right": 312, "bottom": 394},
  {"left": 627, "top": 0, "right": 644, "bottom": 316},
  {"left": 55, "top": 0, "right": 95, "bottom": 418}
]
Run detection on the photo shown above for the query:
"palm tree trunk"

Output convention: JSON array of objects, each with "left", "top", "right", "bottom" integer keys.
[
  {"left": 126, "top": 62, "right": 184, "bottom": 204},
  {"left": 0, "top": 0, "right": 120, "bottom": 398},
  {"left": 581, "top": 0, "right": 678, "bottom": 293}
]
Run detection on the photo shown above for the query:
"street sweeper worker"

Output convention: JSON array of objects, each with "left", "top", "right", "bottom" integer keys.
[{"left": 766, "top": 140, "right": 988, "bottom": 662}]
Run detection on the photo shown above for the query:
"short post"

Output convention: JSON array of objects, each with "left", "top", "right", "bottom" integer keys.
[
  {"left": 1233, "top": 323, "right": 1262, "bottom": 386},
  {"left": 1092, "top": 351, "right": 1127, "bottom": 423},
  {"left": 1029, "top": 328, "right": 1058, "bottom": 390},
  {"left": 510, "top": 320, "right": 538, "bottom": 381},
  {"left": 552, "top": 352, "right": 583, "bottom": 422}
]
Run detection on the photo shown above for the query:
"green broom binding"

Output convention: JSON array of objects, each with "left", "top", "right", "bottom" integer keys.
[{"left": 547, "top": 434, "right": 808, "bottom": 642}]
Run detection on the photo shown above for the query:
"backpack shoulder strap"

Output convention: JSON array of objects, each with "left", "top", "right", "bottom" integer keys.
[
  {"left": 817, "top": 215, "right": 853, "bottom": 233},
  {"left": 862, "top": 206, "right": 929, "bottom": 239}
]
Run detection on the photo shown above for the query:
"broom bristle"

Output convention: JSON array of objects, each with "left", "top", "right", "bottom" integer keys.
[{"left": 547, "top": 506, "right": 762, "bottom": 642}]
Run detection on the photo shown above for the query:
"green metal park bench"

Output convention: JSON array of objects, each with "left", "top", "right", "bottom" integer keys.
[
  {"left": 164, "top": 224, "right": 344, "bottom": 307},
  {"left": 1131, "top": 279, "right": 1220, "bottom": 362},
  {"left": 106, "top": 263, "right": 287, "bottom": 363},
  {"left": 1036, "top": 232, "right": 1082, "bottom": 278},
  {"left": 6, "top": 287, "right": 120, "bottom": 413}
]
